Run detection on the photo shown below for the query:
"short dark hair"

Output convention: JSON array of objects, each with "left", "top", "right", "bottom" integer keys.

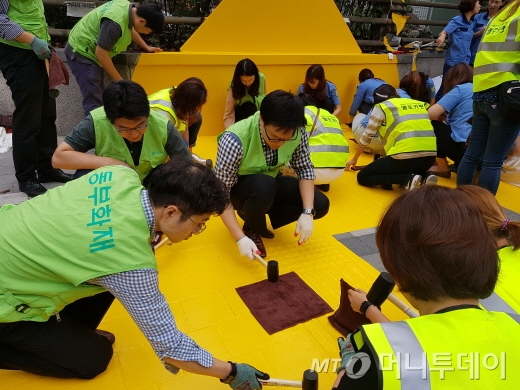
[
  {"left": 136, "top": 3, "right": 164, "bottom": 34},
  {"left": 260, "top": 90, "right": 306, "bottom": 135},
  {"left": 231, "top": 58, "right": 260, "bottom": 101},
  {"left": 298, "top": 93, "right": 317, "bottom": 107},
  {"left": 458, "top": 0, "right": 478, "bottom": 14},
  {"left": 103, "top": 80, "right": 150, "bottom": 122},
  {"left": 170, "top": 77, "right": 207, "bottom": 118},
  {"left": 147, "top": 157, "right": 230, "bottom": 221},
  {"left": 399, "top": 71, "right": 430, "bottom": 103},
  {"left": 358, "top": 68, "right": 375, "bottom": 82},
  {"left": 376, "top": 185, "right": 499, "bottom": 302},
  {"left": 303, "top": 64, "right": 327, "bottom": 101},
  {"left": 444, "top": 63, "right": 473, "bottom": 94},
  {"left": 373, "top": 84, "right": 399, "bottom": 104}
]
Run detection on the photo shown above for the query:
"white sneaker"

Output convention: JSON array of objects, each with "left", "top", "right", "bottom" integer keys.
[
  {"left": 422, "top": 174, "right": 438, "bottom": 186},
  {"left": 192, "top": 153, "right": 213, "bottom": 168},
  {"left": 403, "top": 174, "right": 422, "bottom": 190}
]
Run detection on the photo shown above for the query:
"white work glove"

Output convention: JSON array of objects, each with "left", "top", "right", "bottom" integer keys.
[
  {"left": 294, "top": 214, "right": 314, "bottom": 245},
  {"left": 237, "top": 236, "right": 259, "bottom": 260}
]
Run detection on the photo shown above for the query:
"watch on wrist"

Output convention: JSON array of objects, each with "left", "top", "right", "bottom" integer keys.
[
  {"left": 302, "top": 208, "right": 316, "bottom": 217},
  {"left": 360, "top": 300, "right": 373, "bottom": 316}
]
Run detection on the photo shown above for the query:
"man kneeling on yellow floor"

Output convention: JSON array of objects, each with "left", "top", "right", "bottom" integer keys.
[{"left": 0, "top": 158, "right": 269, "bottom": 389}]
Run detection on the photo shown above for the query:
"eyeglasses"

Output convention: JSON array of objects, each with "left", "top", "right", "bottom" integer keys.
[
  {"left": 263, "top": 124, "right": 299, "bottom": 142},
  {"left": 178, "top": 208, "right": 207, "bottom": 235},
  {"left": 114, "top": 122, "right": 148, "bottom": 134}
]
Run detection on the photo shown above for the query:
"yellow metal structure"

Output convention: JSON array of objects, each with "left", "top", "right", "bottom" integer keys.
[{"left": 132, "top": 0, "right": 400, "bottom": 136}]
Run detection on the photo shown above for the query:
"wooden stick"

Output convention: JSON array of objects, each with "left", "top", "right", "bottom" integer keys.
[
  {"left": 388, "top": 293, "right": 419, "bottom": 318},
  {"left": 252, "top": 252, "right": 268, "bottom": 268},
  {"left": 259, "top": 378, "right": 301, "bottom": 387},
  {"left": 154, "top": 236, "right": 170, "bottom": 250}
]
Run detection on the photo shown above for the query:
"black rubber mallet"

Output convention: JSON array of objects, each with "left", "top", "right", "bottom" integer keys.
[
  {"left": 259, "top": 369, "right": 318, "bottom": 388},
  {"left": 253, "top": 252, "right": 279, "bottom": 282},
  {"left": 367, "top": 272, "right": 418, "bottom": 317}
]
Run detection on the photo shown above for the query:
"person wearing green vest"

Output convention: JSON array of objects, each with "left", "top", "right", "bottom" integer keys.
[
  {"left": 457, "top": 0, "right": 520, "bottom": 195},
  {"left": 457, "top": 185, "right": 520, "bottom": 315},
  {"left": 0, "top": 0, "right": 73, "bottom": 198},
  {"left": 346, "top": 84, "right": 438, "bottom": 190},
  {"left": 149, "top": 77, "right": 213, "bottom": 167},
  {"left": 300, "top": 94, "right": 349, "bottom": 192},
  {"left": 332, "top": 185, "right": 520, "bottom": 389},
  {"left": 223, "top": 58, "right": 267, "bottom": 129},
  {"left": 215, "top": 90, "right": 330, "bottom": 258},
  {"left": 52, "top": 80, "right": 190, "bottom": 186},
  {"left": 0, "top": 158, "right": 272, "bottom": 389},
  {"left": 65, "top": 0, "right": 164, "bottom": 116}
]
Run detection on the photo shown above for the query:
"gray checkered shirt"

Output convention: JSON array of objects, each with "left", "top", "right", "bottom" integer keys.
[{"left": 89, "top": 190, "right": 212, "bottom": 374}]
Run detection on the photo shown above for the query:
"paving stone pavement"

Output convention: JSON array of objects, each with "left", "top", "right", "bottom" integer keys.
[{"left": 0, "top": 136, "right": 72, "bottom": 206}]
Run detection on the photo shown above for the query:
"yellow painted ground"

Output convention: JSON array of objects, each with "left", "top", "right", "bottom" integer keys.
[{"left": 3, "top": 128, "right": 520, "bottom": 389}]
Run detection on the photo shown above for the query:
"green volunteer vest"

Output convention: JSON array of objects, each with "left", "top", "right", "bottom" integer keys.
[
  {"left": 353, "top": 309, "right": 520, "bottom": 389},
  {"left": 304, "top": 106, "right": 349, "bottom": 168},
  {"left": 481, "top": 246, "right": 520, "bottom": 314},
  {"left": 67, "top": 0, "right": 133, "bottom": 65},
  {"left": 148, "top": 88, "right": 188, "bottom": 132},
  {"left": 218, "top": 111, "right": 301, "bottom": 178},
  {"left": 376, "top": 98, "right": 436, "bottom": 156},
  {"left": 473, "top": 4, "right": 520, "bottom": 92},
  {"left": 0, "top": 0, "right": 49, "bottom": 49},
  {"left": 91, "top": 107, "right": 169, "bottom": 181},
  {"left": 232, "top": 73, "right": 266, "bottom": 109},
  {"left": 0, "top": 166, "right": 156, "bottom": 323}
]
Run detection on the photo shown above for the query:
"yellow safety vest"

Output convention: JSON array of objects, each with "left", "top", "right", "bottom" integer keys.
[
  {"left": 148, "top": 88, "right": 187, "bottom": 132},
  {"left": 473, "top": 3, "right": 520, "bottom": 92},
  {"left": 481, "top": 246, "right": 520, "bottom": 314},
  {"left": 376, "top": 98, "right": 436, "bottom": 156},
  {"left": 304, "top": 106, "right": 349, "bottom": 168},
  {"left": 353, "top": 308, "right": 520, "bottom": 389}
]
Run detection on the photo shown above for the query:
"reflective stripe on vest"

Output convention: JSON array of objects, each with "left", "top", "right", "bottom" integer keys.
[
  {"left": 304, "top": 107, "right": 349, "bottom": 168},
  {"left": 481, "top": 292, "right": 520, "bottom": 314},
  {"left": 379, "top": 101, "right": 431, "bottom": 145},
  {"left": 473, "top": 4, "right": 520, "bottom": 91},
  {"left": 380, "top": 321, "right": 432, "bottom": 390},
  {"left": 508, "top": 313, "right": 520, "bottom": 324},
  {"left": 148, "top": 88, "right": 187, "bottom": 132}
]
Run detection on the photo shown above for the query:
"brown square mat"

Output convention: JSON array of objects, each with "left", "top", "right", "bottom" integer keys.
[{"left": 236, "top": 271, "right": 333, "bottom": 334}]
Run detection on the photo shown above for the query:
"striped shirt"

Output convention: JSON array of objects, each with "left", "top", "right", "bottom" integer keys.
[
  {"left": 214, "top": 126, "right": 315, "bottom": 189},
  {"left": 0, "top": 0, "right": 28, "bottom": 41},
  {"left": 89, "top": 190, "right": 213, "bottom": 374}
]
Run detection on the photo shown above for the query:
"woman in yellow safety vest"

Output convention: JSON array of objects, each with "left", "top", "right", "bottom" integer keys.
[
  {"left": 332, "top": 185, "right": 520, "bottom": 390},
  {"left": 457, "top": 185, "right": 520, "bottom": 315},
  {"left": 457, "top": 0, "right": 520, "bottom": 195},
  {"left": 346, "top": 84, "right": 438, "bottom": 190}
]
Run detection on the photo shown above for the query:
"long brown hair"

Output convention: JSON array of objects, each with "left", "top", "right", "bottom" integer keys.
[
  {"left": 399, "top": 71, "right": 430, "bottom": 103},
  {"left": 457, "top": 185, "right": 520, "bottom": 250},
  {"left": 303, "top": 64, "right": 327, "bottom": 101},
  {"left": 444, "top": 63, "right": 473, "bottom": 94}
]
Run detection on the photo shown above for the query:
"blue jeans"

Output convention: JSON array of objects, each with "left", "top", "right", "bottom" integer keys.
[
  {"left": 457, "top": 100, "right": 520, "bottom": 194},
  {"left": 66, "top": 54, "right": 105, "bottom": 117}
]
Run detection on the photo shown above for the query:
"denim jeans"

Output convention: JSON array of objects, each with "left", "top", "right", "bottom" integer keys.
[{"left": 457, "top": 100, "right": 520, "bottom": 194}]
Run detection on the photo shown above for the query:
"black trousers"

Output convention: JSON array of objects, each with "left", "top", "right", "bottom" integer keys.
[
  {"left": 0, "top": 292, "right": 114, "bottom": 379},
  {"left": 357, "top": 156, "right": 436, "bottom": 187},
  {"left": 230, "top": 174, "right": 330, "bottom": 235},
  {"left": 315, "top": 97, "right": 335, "bottom": 115},
  {"left": 234, "top": 101, "right": 258, "bottom": 123},
  {"left": 432, "top": 120, "right": 467, "bottom": 167},
  {"left": 0, "top": 44, "right": 58, "bottom": 182}
]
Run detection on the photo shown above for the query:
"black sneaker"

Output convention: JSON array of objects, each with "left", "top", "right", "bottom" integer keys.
[
  {"left": 19, "top": 179, "right": 47, "bottom": 197},
  {"left": 421, "top": 174, "right": 438, "bottom": 186}
]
